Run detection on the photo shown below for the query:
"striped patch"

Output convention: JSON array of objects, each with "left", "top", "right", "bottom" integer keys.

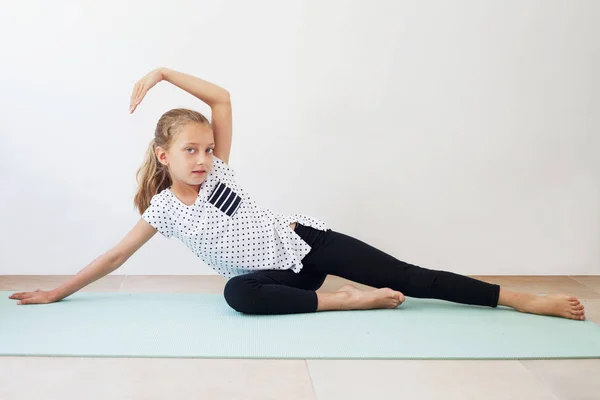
[{"left": 207, "top": 181, "right": 242, "bottom": 217}]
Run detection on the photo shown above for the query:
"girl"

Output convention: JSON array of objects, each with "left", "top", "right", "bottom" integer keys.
[{"left": 9, "top": 68, "right": 586, "bottom": 321}]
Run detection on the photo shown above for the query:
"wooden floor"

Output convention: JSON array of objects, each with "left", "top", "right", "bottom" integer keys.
[{"left": 1, "top": 275, "right": 599, "bottom": 400}]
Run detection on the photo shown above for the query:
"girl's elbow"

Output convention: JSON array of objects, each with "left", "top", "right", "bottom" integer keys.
[{"left": 218, "top": 91, "right": 231, "bottom": 104}]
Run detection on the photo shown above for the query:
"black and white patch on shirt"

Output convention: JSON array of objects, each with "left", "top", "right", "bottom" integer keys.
[{"left": 208, "top": 181, "right": 242, "bottom": 217}]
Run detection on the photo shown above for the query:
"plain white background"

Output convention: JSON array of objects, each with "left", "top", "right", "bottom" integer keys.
[{"left": 0, "top": 0, "right": 598, "bottom": 276}]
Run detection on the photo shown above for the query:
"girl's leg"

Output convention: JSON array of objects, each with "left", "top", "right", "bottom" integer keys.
[
  {"left": 223, "top": 267, "right": 401, "bottom": 314},
  {"left": 297, "top": 225, "right": 500, "bottom": 307},
  {"left": 296, "top": 224, "right": 586, "bottom": 320},
  {"left": 223, "top": 268, "right": 326, "bottom": 315}
]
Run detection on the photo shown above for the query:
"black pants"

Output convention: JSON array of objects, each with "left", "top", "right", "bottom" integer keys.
[{"left": 224, "top": 224, "right": 501, "bottom": 314}]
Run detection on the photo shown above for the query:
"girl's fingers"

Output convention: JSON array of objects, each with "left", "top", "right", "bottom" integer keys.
[
  {"left": 134, "top": 90, "right": 146, "bottom": 111},
  {"left": 130, "top": 83, "right": 145, "bottom": 112},
  {"left": 129, "top": 78, "right": 153, "bottom": 112},
  {"left": 130, "top": 82, "right": 140, "bottom": 108},
  {"left": 136, "top": 85, "right": 145, "bottom": 103},
  {"left": 18, "top": 293, "right": 40, "bottom": 304},
  {"left": 130, "top": 92, "right": 143, "bottom": 113}
]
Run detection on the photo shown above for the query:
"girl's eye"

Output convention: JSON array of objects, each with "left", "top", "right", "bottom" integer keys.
[{"left": 186, "top": 148, "right": 214, "bottom": 154}]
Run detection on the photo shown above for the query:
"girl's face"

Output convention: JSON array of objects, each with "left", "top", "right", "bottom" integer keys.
[{"left": 157, "top": 122, "right": 215, "bottom": 188}]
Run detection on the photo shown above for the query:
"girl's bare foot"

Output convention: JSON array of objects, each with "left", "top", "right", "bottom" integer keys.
[
  {"left": 335, "top": 284, "right": 405, "bottom": 310},
  {"left": 500, "top": 288, "right": 586, "bottom": 321},
  {"left": 522, "top": 294, "right": 586, "bottom": 321}
]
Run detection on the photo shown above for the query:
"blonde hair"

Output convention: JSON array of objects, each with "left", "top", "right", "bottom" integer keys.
[{"left": 134, "top": 108, "right": 211, "bottom": 215}]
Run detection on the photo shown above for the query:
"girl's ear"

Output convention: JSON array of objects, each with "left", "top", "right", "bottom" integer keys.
[{"left": 155, "top": 147, "right": 169, "bottom": 166}]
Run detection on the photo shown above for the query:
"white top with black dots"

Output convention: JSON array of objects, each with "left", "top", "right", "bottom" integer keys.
[{"left": 141, "top": 156, "right": 328, "bottom": 279}]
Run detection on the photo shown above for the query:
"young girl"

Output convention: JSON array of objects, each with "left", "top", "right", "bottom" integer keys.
[{"left": 9, "top": 68, "right": 586, "bottom": 321}]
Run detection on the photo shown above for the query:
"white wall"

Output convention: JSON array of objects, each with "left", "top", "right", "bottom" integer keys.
[{"left": 1, "top": 0, "right": 598, "bottom": 276}]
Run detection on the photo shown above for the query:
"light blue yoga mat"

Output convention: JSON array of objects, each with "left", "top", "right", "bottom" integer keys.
[{"left": 2, "top": 291, "right": 600, "bottom": 359}]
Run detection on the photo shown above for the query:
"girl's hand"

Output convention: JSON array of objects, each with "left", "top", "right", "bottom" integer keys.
[
  {"left": 9, "top": 289, "right": 56, "bottom": 305},
  {"left": 129, "top": 68, "right": 165, "bottom": 113}
]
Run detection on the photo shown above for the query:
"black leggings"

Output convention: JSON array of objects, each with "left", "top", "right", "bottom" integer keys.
[{"left": 223, "top": 224, "right": 501, "bottom": 314}]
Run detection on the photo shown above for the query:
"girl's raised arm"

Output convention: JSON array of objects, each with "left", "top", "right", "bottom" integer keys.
[{"left": 130, "top": 67, "right": 232, "bottom": 164}]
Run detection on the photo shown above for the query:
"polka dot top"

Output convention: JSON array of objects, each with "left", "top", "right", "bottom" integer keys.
[{"left": 141, "top": 156, "right": 328, "bottom": 279}]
